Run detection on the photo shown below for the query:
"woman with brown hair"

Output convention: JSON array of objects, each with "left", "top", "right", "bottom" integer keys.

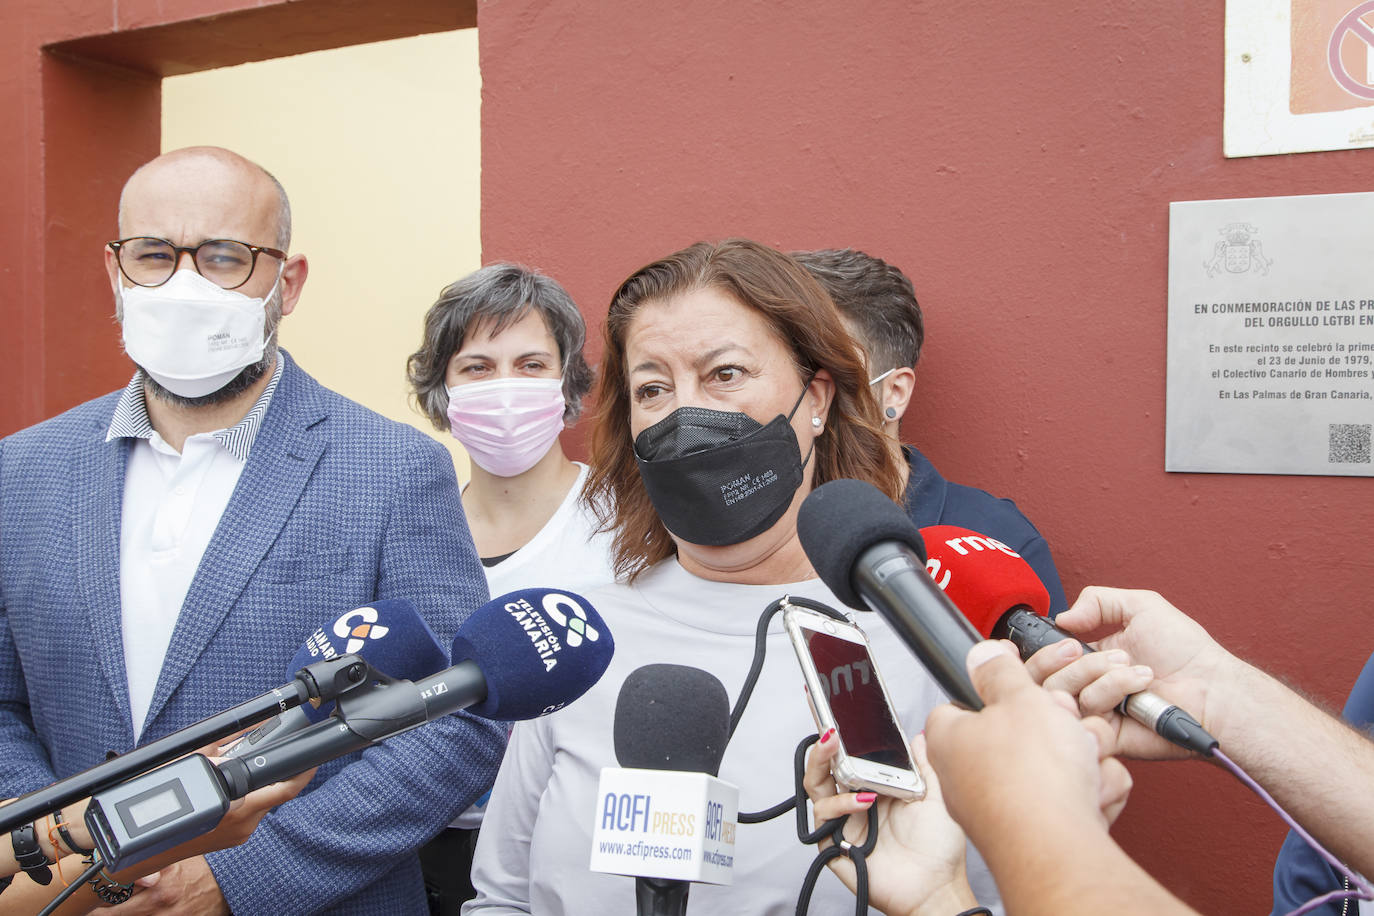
[{"left": 464, "top": 240, "right": 1002, "bottom": 915}]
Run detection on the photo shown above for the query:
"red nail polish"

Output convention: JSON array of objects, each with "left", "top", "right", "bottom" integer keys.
[
  {"left": 820, "top": 728, "right": 834, "bottom": 744},
  {"left": 855, "top": 792, "right": 877, "bottom": 804}
]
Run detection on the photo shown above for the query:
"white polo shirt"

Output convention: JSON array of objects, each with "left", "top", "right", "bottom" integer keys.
[{"left": 104, "top": 360, "right": 281, "bottom": 738}]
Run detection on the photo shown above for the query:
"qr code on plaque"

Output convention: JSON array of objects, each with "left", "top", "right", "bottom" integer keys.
[{"left": 1328, "top": 424, "right": 1372, "bottom": 464}]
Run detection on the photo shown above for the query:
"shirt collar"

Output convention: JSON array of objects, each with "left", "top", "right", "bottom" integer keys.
[
  {"left": 902, "top": 444, "right": 949, "bottom": 528},
  {"left": 104, "top": 357, "right": 284, "bottom": 462}
]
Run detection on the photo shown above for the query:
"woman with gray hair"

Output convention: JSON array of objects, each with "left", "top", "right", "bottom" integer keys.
[{"left": 407, "top": 263, "right": 617, "bottom": 911}]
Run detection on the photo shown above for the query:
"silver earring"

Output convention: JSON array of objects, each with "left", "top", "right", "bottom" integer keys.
[
  {"left": 885, "top": 407, "right": 897, "bottom": 420},
  {"left": 811, "top": 416, "right": 822, "bottom": 428}
]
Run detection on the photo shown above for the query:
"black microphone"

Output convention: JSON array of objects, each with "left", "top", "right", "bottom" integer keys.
[
  {"left": 80, "top": 654, "right": 495, "bottom": 876},
  {"left": 217, "top": 664, "right": 483, "bottom": 796},
  {"left": 217, "top": 587, "right": 615, "bottom": 797},
  {"left": 0, "top": 653, "right": 369, "bottom": 835},
  {"left": 797, "top": 479, "right": 984, "bottom": 709},
  {"left": 611, "top": 664, "right": 731, "bottom": 916}
]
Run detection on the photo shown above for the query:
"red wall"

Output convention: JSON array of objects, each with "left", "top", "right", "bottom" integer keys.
[
  {"left": 4, "top": 1, "right": 1368, "bottom": 911},
  {"left": 477, "top": 2, "right": 1373, "bottom": 912}
]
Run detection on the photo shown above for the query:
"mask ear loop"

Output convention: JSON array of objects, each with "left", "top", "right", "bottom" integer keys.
[
  {"left": 265, "top": 259, "right": 286, "bottom": 295},
  {"left": 787, "top": 374, "right": 822, "bottom": 472},
  {"left": 725, "top": 596, "right": 875, "bottom": 916}
]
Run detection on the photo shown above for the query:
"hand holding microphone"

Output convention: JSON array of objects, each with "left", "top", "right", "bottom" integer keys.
[
  {"left": 920, "top": 525, "right": 1218, "bottom": 758},
  {"left": 0, "top": 743, "right": 313, "bottom": 915},
  {"left": 925, "top": 641, "right": 1134, "bottom": 840},
  {"left": 796, "top": 481, "right": 1214, "bottom": 756},
  {"left": 1022, "top": 586, "right": 1241, "bottom": 762},
  {"left": 921, "top": 643, "right": 1179, "bottom": 916},
  {"left": 76, "top": 589, "right": 613, "bottom": 876},
  {"left": 795, "top": 483, "right": 1374, "bottom": 912},
  {"left": 93, "top": 749, "right": 316, "bottom": 893},
  {"left": 797, "top": 640, "right": 1139, "bottom": 916}
]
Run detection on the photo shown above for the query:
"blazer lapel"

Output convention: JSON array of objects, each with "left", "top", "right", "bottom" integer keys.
[
  {"left": 141, "top": 357, "right": 327, "bottom": 731},
  {"left": 73, "top": 430, "right": 136, "bottom": 744}
]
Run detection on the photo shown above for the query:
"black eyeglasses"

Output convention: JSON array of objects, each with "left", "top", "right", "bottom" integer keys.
[{"left": 108, "top": 237, "right": 287, "bottom": 290}]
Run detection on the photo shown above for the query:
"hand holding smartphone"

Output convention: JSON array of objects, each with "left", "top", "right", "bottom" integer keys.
[{"left": 783, "top": 601, "right": 924, "bottom": 801}]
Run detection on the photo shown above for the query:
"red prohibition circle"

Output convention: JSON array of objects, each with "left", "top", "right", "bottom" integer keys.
[{"left": 1328, "top": 1, "right": 1374, "bottom": 100}]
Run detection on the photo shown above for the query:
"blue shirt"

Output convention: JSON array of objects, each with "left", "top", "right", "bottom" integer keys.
[
  {"left": 902, "top": 445, "right": 1068, "bottom": 615},
  {"left": 1270, "top": 652, "right": 1374, "bottom": 915}
]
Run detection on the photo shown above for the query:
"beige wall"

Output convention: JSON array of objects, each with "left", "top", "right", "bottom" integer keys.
[{"left": 161, "top": 29, "right": 480, "bottom": 477}]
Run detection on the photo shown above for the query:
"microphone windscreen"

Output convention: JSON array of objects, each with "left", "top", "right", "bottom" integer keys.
[
  {"left": 613, "top": 664, "right": 730, "bottom": 776},
  {"left": 288, "top": 598, "right": 449, "bottom": 722},
  {"left": 450, "top": 588, "right": 614, "bottom": 721},
  {"left": 920, "top": 525, "right": 1051, "bottom": 635},
  {"left": 798, "top": 479, "right": 927, "bottom": 609}
]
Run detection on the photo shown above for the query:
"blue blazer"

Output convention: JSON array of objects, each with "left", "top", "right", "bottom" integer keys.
[{"left": 0, "top": 353, "right": 505, "bottom": 915}]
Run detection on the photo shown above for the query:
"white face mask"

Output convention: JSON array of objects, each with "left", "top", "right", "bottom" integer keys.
[
  {"left": 446, "top": 377, "right": 567, "bottom": 477},
  {"left": 119, "top": 268, "right": 279, "bottom": 398}
]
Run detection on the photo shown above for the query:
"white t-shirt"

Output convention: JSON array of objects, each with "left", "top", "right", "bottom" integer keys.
[
  {"left": 463, "top": 557, "right": 1004, "bottom": 915},
  {"left": 481, "top": 463, "right": 618, "bottom": 599},
  {"left": 453, "top": 461, "right": 618, "bottom": 830}
]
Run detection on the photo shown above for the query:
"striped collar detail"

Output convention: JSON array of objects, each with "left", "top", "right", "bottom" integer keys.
[{"left": 104, "top": 357, "right": 284, "bottom": 462}]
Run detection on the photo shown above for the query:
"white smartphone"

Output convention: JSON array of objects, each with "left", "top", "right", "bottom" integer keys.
[{"left": 782, "top": 601, "right": 925, "bottom": 800}]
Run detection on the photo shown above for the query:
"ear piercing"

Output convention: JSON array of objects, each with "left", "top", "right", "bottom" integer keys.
[
  {"left": 812, "top": 416, "right": 823, "bottom": 428},
  {"left": 885, "top": 407, "right": 897, "bottom": 419}
]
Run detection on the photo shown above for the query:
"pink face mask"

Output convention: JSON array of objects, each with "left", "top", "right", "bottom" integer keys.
[{"left": 446, "top": 377, "right": 567, "bottom": 477}]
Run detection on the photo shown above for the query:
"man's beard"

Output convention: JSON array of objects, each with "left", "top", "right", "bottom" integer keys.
[{"left": 140, "top": 287, "right": 284, "bottom": 409}]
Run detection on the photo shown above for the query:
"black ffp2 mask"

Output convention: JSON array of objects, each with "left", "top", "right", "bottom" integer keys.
[{"left": 633, "top": 386, "right": 813, "bottom": 547}]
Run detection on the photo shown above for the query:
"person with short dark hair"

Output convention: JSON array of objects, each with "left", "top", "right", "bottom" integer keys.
[
  {"left": 794, "top": 248, "right": 1067, "bottom": 613},
  {"left": 407, "top": 262, "right": 611, "bottom": 596},
  {"left": 408, "top": 264, "right": 616, "bottom": 912},
  {"left": 1269, "top": 651, "right": 1373, "bottom": 915}
]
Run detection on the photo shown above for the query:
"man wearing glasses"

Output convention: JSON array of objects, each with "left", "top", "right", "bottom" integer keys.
[{"left": 0, "top": 147, "right": 504, "bottom": 914}]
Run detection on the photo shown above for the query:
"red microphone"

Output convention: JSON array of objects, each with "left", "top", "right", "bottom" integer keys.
[
  {"left": 920, "top": 526, "right": 1050, "bottom": 637},
  {"left": 920, "top": 525, "right": 1217, "bottom": 756}
]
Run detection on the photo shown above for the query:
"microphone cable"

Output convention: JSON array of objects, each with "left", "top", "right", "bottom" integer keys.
[
  {"left": 725, "top": 594, "right": 879, "bottom": 915},
  {"left": 35, "top": 853, "right": 118, "bottom": 916},
  {"left": 1211, "top": 748, "right": 1373, "bottom": 916},
  {"left": 727, "top": 594, "right": 845, "bottom": 821}
]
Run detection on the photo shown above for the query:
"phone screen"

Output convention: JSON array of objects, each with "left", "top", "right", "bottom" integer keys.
[{"left": 801, "top": 629, "right": 911, "bottom": 769}]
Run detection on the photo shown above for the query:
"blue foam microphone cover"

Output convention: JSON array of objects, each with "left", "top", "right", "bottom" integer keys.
[
  {"left": 450, "top": 588, "right": 614, "bottom": 721},
  {"left": 797, "top": 478, "right": 928, "bottom": 609},
  {"left": 613, "top": 664, "right": 730, "bottom": 776},
  {"left": 288, "top": 598, "right": 449, "bottom": 722}
]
